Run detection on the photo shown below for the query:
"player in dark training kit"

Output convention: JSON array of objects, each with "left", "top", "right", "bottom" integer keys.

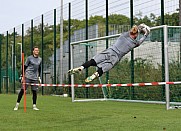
[{"left": 14, "top": 46, "right": 42, "bottom": 111}]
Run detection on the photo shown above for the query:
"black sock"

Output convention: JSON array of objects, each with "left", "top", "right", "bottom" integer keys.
[
  {"left": 97, "top": 68, "right": 103, "bottom": 77},
  {"left": 17, "top": 89, "right": 24, "bottom": 103},
  {"left": 82, "top": 59, "right": 97, "bottom": 68},
  {"left": 32, "top": 90, "right": 37, "bottom": 105}
]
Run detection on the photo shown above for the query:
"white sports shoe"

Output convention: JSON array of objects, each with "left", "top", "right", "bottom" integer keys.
[
  {"left": 33, "top": 104, "right": 39, "bottom": 111},
  {"left": 14, "top": 103, "right": 19, "bottom": 111}
]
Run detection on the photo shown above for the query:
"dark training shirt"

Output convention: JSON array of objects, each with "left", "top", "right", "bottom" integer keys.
[{"left": 24, "top": 55, "right": 42, "bottom": 80}]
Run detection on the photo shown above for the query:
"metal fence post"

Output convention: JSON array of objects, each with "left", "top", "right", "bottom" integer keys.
[
  {"left": 41, "top": 14, "right": 44, "bottom": 95},
  {"left": 0, "top": 34, "right": 2, "bottom": 93},
  {"left": 6, "top": 31, "right": 8, "bottom": 94},
  {"left": 21, "top": 23, "right": 24, "bottom": 82},
  {"left": 54, "top": 9, "right": 57, "bottom": 94},
  {"left": 130, "top": 0, "right": 134, "bottom": 99},
  {"left": 161, "top": 0, "right": 165, "bottom": 101},
  {"left": 13, "top": 27, "right": 16, "bottom": 94},
  {"left": 106, "top": 0, "right": 109, "bottom": 83},
  {"left": 22, "top": 24, "right": 24, "bottom": 55},
  {"left": 102, "top": 0, "right": 109, "bottom": 98},
  {"left": 31, "top": 19, "right": 33, "bottom": 52},
  {"left": 85, "top": 0, "right": 89, "bottom": 98},
  {"left": 68, "top": 3, "right": 71, "bottom": 96}
]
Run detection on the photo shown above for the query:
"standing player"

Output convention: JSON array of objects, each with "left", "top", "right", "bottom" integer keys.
[
  {"left": 68, "top": 24, "right": 150, "bottom": 82},
  {"left": 14, "top": 46, "right": 42, "bottom": 111}
]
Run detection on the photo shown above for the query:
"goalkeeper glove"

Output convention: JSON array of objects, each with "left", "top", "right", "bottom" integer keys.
[
  {"left": 138, "top": 23, "right": 150, "bottom": 36},
  {"left": 19, "top": 75, "right": 23, "bottom": 83},
  {"left": 143, "top": 27, "right": 150, "bottom": 37}
]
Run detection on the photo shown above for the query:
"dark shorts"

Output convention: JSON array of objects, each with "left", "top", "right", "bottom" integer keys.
[{"left": 21, "top": 77, "right": 39, "bottom": 91}]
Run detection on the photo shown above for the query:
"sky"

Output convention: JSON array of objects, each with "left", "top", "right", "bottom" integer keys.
[
  {"left": 0, "top": 0, "right": 73, "bottom": 33},
  {"left": 0, "top": 0, "right": 179, "bottom": 33}
]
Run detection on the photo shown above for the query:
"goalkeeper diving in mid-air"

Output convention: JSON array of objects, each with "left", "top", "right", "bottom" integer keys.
[{"left": 68, "top": 23, "right": 150, "bottom": 83}]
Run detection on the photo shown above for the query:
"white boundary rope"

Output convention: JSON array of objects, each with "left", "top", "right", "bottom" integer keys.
[{"left": 25, "top": 81, "right": 181, "bottom": 87}]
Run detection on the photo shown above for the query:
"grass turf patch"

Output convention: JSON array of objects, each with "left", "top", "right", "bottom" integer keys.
[{"left": 0, "top": 94, "right": 180, "bottom": 131}]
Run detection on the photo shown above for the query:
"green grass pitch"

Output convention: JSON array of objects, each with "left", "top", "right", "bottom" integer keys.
[{"left": 0, "top": 94, "right": 180, "bottom": 131}]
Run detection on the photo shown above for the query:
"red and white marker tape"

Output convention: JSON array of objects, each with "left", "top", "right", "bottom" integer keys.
[{"left": 25, "top": 81, "right": 181, "bottom": 87}]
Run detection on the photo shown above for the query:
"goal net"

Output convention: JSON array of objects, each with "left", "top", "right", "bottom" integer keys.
[{"left": 70, "top": 25, "right": 181, "bottom": 110}]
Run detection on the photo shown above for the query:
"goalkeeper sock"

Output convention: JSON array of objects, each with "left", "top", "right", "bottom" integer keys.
[
  {"left": 32, "top": 90, "right": 37, "bottom": 105},
  {"left": 82, "top": 59, "right": 97, "bottom": 68},
  {"left": 17, "top": 89, "right": 24, "bottom": 103},
  {"left": 97, "top": 67, "right": 103, "bottom": 77}
]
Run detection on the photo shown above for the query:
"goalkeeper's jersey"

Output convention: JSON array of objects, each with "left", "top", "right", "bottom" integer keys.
[
  {"left": 109, "top": 32, "right": 147, "bottom": 60},
  {"left": 24, "top": 55, "right": 42, "bottom": 80}
]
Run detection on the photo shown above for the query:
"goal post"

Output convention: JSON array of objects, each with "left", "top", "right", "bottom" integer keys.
[
  {"left": 70, "top": 25, "right": 181, "bottom": 110},
  {"left": 164, "top": 25, "right": 170, "bottom": 110},
  {"left": 70, "top": 34, "right": 120, "bottom": 102}
]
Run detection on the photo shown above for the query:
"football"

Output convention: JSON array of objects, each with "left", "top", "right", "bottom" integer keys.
[
  {"left": 139, "top": 28, "right": 146, "bottom": 34},
  {"left": 140, "top": 27, "right": 147, "bottom": 34},
  {"left": 138, "top": 23, "right": 150, "bottom": 35}
]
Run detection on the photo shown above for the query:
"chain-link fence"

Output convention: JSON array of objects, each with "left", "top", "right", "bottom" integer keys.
[{"left": 0, "top": 0, "right": 180, "bottom": 96}]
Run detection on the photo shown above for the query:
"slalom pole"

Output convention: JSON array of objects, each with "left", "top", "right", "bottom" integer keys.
[{"left": 22, "top": 53, "right": 26, "bottom": 112}]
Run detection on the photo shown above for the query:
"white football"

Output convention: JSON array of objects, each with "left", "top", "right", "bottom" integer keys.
[
  {"left": 63, "top": 94, "right": 68, "bottom": 97},
  {"left": 142, "top": 27, "right": 147, "bottom": 33},
  {"left": 138, "top": 24, "right": 150, "bottom": 34},
  {"left": 139, "top": 23, "right": 146, "bottom": 29}
]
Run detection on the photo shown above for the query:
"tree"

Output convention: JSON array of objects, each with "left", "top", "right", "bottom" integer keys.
[{"left": 108, "top": 14, "right": 130, "bottom": 25}]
